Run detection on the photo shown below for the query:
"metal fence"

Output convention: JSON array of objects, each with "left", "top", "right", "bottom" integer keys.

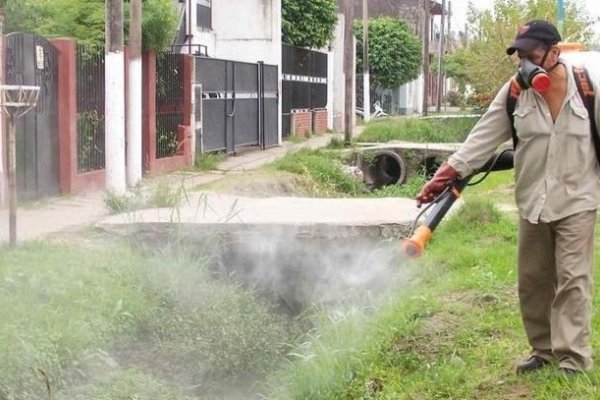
[
  {"left": 76, "top": 45, "right": 105, "bottom": 173},
  {"left": 5, "top": 33, "right": 60, "bottom": 201},
  {"left": 281, "top": 44, "right": 328, "bottom": 137},
  {"left": 195, "top": 57, "right": 278, "bottom": 154},
  {"left": 156, "top": 52, "right": 185, "bottom": 159}
]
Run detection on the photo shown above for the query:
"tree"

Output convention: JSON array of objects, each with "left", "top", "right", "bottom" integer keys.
[
  {"left": 354, "top": 17, "right": 422, "bottom": 89},
  {"left": 282, "top": 0, "right": 337, "bottom": 48},
  {"left": 458, "top": 0, "right": 594, "bottom": 102},
  {"left": 438, "top": 48, "right": 470, "bottom": 93},
  {"left": 1, "top": 0, "right": 178, "bottom": 53}
]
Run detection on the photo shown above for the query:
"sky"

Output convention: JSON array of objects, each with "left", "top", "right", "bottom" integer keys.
[{"left": 448, "top": 0, "right": 600, "bottom": 40}]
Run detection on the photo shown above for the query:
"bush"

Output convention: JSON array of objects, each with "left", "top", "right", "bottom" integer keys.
[
  {"left": 358, "top": 117, "right": 479, "bottom": 143},
  {"left": 466, "top": 93, "right": 493, "bottom": 110},
  {"left": 269, "top": 149, "right": 366, "bottom": 196},
  {"left": 444, "top": 91, "right": 465, "bottom": 107}
]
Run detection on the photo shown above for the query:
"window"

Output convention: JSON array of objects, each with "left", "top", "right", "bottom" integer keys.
[{"left": 197, "top": 0, "right": 212, "bottom": 30}]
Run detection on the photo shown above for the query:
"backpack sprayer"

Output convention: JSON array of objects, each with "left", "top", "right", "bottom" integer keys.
[{"left": 401, "top": 149, "right": 515, "bottom": 258}]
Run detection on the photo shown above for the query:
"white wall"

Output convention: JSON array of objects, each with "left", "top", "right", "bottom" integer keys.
[
  {"left": 191, "top": 0, "right": 281, "bottom": 66},
  {"left": 396, "top": 77, "right": 422, "bottom": 115}
]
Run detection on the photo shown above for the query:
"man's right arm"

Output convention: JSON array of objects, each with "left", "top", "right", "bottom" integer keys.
[{"left": 447, "top": 82, "right": 514, "bottom": 178}]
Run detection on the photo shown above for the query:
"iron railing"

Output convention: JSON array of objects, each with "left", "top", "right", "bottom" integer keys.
[
  {"left": 156, "top": 52, "right": 185, "bottom": 159},
  {"left": 281, "top": 44, "right": 328, "bottom": 137},
  {"left": 76, "top": 44, "right": 105, "bottom": 173}
]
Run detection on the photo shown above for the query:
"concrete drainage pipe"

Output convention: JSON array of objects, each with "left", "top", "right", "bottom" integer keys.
[{"left": 360, "top": 150, "right": 407, "bottom": 190}]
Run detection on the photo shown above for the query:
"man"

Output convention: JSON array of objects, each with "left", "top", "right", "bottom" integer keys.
[{"left": 416, "top": 20, "right": 600, "bottom": 374}]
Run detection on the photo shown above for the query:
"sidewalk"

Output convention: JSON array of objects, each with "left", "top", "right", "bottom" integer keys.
[{"left": 0, "top": 132, "right": 354, "bottom": 243}]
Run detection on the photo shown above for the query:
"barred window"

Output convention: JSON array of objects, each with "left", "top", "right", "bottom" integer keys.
[{"left": 197, "top": 0, "right": 212, "bottom": 30}]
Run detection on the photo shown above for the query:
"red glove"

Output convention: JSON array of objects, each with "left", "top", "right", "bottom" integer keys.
[{"left": 416, "top": 163, "right": 459, "bottom": 207}]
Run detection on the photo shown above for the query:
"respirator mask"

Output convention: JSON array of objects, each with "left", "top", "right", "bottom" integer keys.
[{"left": 511, "top": 58, "right": 551, "bottom": 93}]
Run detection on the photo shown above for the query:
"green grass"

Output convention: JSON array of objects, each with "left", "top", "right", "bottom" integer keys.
[
  {"left": 265, "top": 147, "right": 429, "bottom": 199},
  {"left": 266, "top": 148, "right": 368, "bottom": 197},
  {"left": 370, "top": 174, "right": 428, "bottom": 199},
  {"left": 263, "top": 189, "right": 600, "bottom": 399},
  {"left": 193, "top": 151, "right": 226, "bottom": 171},
  {"left": 286, "top": 134, "right": 307, "bottom": 144},
  {"left": 0, "top": 240, "right": 293, "bottom": 399},
  {"left": 358, "top": 116, "right": 480, "bottom": 143}
]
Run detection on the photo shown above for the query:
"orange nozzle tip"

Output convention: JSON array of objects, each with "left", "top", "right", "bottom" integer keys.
[
  {"left": 400, "top": 226, "right": 433, "bottom": 259},
  {"left": 401, "top": 239, "right": 424, "bottom": 258}
]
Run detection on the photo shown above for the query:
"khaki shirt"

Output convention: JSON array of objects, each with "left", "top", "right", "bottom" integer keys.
[{"left": 448, "top": 60, "right": 600, "bottom": 224}]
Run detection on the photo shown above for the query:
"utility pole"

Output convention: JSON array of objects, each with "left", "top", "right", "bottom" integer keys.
[
  {"left": 0, "top": 9, "right": 5, "bottom": 208},
  {"left": 422, "top": 0, "right": 430, "bottom": 116},
  {"left": 343, "top": 0, "right": 355, "bottom": 142},
  {"left": 127, "top": 0, "right": 142, "bottom": 187},
  {"left": 557, "top": 0, "right": 565, "bottom": 38},
  {"left": 105, "top": 0, "right": 126, "bottom": 193},
  {"left": 447, "top": 0, "right": 452, "bottom": 44},
  {"left": 362, "top": 0, "right": 370, "bottom": 122},
  {"left": 436, "top": 0, "right": 446, "bottom": 112}
]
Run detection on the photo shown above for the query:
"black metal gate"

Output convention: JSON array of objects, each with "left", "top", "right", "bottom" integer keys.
[
  {"left": 282, "top": 44, "right": 328, "bottom": 137},
  {"left": 5, "top": 33, "right": 59, "bottom": 201},
  {"left": 195, "top": 57, "right": 278, "bottom": 154}
]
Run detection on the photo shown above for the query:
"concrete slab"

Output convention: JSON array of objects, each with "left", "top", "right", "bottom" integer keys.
[{"left": 98, "top": 192, "right": 424, "bottom": 228}]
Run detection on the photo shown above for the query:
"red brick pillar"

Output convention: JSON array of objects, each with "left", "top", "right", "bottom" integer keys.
[
  {"left": 50, "top": 38, "right": 77, "bottom": 194},
  {"left": 312, "top": 108, "right": 328, "bottom": 134},
  {"left": 142, "top": 51, "right": 157, "bottom": 172},
  {"left": 291, "top": 109, "right": 312, "bottom": 137}
]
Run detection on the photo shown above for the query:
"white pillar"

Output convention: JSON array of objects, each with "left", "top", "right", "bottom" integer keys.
[
  {"left": 363, "top": 72, "right": 370, "bottom": 121},
  {"left": 274, "top": 0, "right": 283, "bottom": 145},
  {"left": 105, "top": 0, "right": 126, "bottom": 194},
  {"left": 0, "top": 11, "right": 6, "bottom": 208},
  {"left": 105, "top": 52, "right": 127, "bottom": 193},
  {"left": 127, "top": 0, "right": 142, "bottom": 187}
]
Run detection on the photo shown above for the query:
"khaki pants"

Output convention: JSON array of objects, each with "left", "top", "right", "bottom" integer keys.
[{"left": 518, "top": 210, "right": 596, "bottom": 371}]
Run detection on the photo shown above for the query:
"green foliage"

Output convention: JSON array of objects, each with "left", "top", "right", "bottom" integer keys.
[
  {"left": 263, "top": 197, "right": 525, "bottom": 399},
  {"left": 77, "top": 110, "right": 105, "bottom": 173},
  {"left": 0, "top": 0, "right": 46, "bottom": 34},
  {"left": 282, "top": 0, "right": 337, "bottom": 48},
  {"left": 444, "top": 90, "right": 466, "bottom": 107},
  {"left": 0, "top": 242, "right": 293, "bottom": 399},
  {"left": 459, "top": 0, "right": 594, "bottom": 100},
  {"left": 355, "top": 17, "right": 422, "bottom": 89},
  {"left": 326, "top": 136, "right": 348, "bottom": 149},
  {"left": 140, "top": 0, "right": 179, "bottom": 51},
  {"left": 2, "top": 0, "right": 177, "bottom": 53},
  {"left": 358, "top": 117, "right": 480, "bottom": 143},
  {"left": 441, "top": 48, "right": 471, "bottom": 93},
  {"left": 57, "top": 370, "right": 192, "bottom": 400},
  {"left": 371, "top": 174, "right": 427, "bottom": 199},
  {"left": 103, "top": 189, "right": 140, "bottom": 214},
  {"left": 193, "top": 152, "right": 226, "bottom": 171},
  {"left": 0, "top": 242, "right": 148, "bottom": 399},
  {"left": 269, "top": 149, "right": 367, "bottom": 196}
]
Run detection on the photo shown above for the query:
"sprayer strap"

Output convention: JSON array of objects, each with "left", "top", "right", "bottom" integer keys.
[
  {"left": 506, "top": 81, "right": 520, "bottom": 149},
  {"left": 572, "top": 66, "right": 600, "bottom": 166}
]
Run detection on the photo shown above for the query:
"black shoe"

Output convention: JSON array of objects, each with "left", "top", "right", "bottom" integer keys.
[
  {"left": 559, "top": 367, "right": 581, "bottom": 376},
  {"left": 516, "top": 356, "right": 550, "bottom": 374}
]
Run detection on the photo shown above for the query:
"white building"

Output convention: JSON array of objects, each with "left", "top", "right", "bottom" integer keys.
[
  {"left": 173, "top": 0, "right": 283, "bottom": 147},
  {"left": 174, "top": 0, "right": 282, "bottom": 66}
]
